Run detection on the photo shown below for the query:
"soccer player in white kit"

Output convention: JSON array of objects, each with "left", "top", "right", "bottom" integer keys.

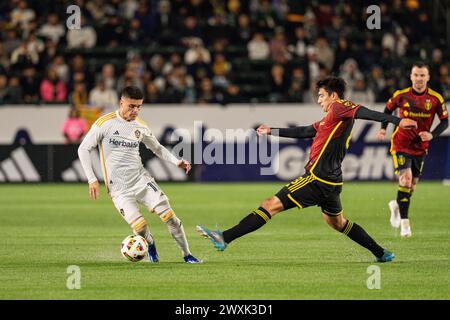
[{"left": 78, "top": 86, "right": 200, "bottom": 263}]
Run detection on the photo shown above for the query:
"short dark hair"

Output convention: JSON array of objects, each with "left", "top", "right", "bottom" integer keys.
[
  {"left": 121, "top": 86, "right": 144, "bottom": 100},
  {"left": 316, "top": 76, "right": 346, "bottom": 99},
  {"left": 411, "top": 61, "right": 430, "bottom": 72}
]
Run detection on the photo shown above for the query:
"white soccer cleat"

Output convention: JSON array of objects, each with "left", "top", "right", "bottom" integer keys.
[
  {"left": 388, "top": 200, "right": 401, "bottom": 228},
  {"left": 400, "top": 219, "right": 412, "bottom": 237}
]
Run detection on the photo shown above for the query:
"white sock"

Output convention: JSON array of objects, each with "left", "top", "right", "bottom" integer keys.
[
  {"left": 401, "top": 219, "right": 410, "bottom": 229},
  {"left": 166, "top": 216, "right": 190, "bottom": 257}
]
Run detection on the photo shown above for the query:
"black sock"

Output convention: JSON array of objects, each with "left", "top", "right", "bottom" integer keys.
[
  {"left": 341, "top": 220, "right": 384, "bottom": 258},
  {"left": 223, "top": 207, "right": 271, "bottom": 244},
  {"left": 397, "top": 187, "right": 411, "bottom": 219}
]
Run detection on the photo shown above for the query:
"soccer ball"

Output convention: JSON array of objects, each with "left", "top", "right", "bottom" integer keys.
[{"left": 120, "top": 235, "right": 148, "bottom": 262}]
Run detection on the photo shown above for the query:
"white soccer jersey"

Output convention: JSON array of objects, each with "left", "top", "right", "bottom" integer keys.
[{"left": 78, "top": 111, "right": 180, "bottom": 195}]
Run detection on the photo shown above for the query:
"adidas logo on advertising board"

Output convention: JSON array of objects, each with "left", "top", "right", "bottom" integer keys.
[{"left": 0, "top": 147, "right": 41, "bottom": 182}]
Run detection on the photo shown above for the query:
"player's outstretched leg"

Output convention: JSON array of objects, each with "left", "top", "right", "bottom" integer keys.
[
  {"left": 197, "top": 206, "right": 272, "bottom": 251},
  {"left": 196, "top": 225, "right": 227, "bottom": 251},
  {"left": 131, "top": 216, "right": 159, "bottom": 263},
  {"left": 198, "top": 197, "right": 283, "bottom": 251},
  {"left": 323, "top": 212, "right": 395, "bottom": 263},
  {"left": 158, "top": 206, "right": 201, "bottom": 263}
]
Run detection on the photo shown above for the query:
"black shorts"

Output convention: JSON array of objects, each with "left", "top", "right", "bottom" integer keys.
[
  {"left": 275, "top": 174, "right": 343, "bottom": 216},
  {"left": 392, "top": 152, "right": 426, "bottom": 177}
]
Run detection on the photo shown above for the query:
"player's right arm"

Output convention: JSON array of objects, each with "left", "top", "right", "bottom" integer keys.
[
  {"left": 419, "top": 94, "right": 449, "bottom": 142},
  {"left": 257, "top": 124, "right": 317, "bottom": 139},
  {"left": 78, "top": 124, "right": 103, "bottom": 200},
  {"left": 377, "top": 91, "right": 400, "bottom": 140}
]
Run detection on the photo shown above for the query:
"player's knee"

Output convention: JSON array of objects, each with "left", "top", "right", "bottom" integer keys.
[
  {"left": 399, "top": 177, "right": 412, "bottom": 187},
  {"left": 131, "top": 216, "right": 147, "bottom": 233},
  {"left": 399, "top": 172, "right": 412, "bottom": 187}
]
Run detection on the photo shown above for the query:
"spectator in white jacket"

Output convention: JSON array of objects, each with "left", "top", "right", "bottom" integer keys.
[
  {"left": 184, "top": 39, "right": 211, "bottom": 65},
  {"left": 38, "top": 13, "right": 65, "bottom": 44},
  {"left": 67, "top": 16, "right": 97, "bottom": 49},
  {"left": 89, "top": 79, "right": 119, "bottom": 114},
  {"left": 248, "top": 32, "right": 270, "bottom": 60},
  {"left": 11, "top": 1, "right": 35, "bottom": 36},
  {"left": 10, "top": 33, "right": 44, "bottom": 67}
]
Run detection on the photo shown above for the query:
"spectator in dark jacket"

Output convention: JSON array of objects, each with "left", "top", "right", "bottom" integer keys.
[{"left": 21, "top": 66, "right": 40, "bottom": 103}]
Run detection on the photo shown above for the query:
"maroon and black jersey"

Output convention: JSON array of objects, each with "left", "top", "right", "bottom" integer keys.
[
  {"left": 305, "top": 99, "right": 360, "bottom": 185},
  {"left": 387, "top": 87, "right": 448, "bottom": 156}
]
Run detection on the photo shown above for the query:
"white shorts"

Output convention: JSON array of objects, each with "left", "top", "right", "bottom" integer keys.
[{"left": 111, "top": 175, "right": 170, "bottom": 225}]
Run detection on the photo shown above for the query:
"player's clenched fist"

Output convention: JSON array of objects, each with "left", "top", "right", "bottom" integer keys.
[
  {"left": 418, "top": 131, "right": 433, "bottom": 142},
  {"left": 178, "top": 159, "right": 191, "bottom": 174},
  {"left": 256, "top": 124, "right": 271, "bottom": 136},
  {"left": 376, "top": 129, "right": 386, "bottom": 141},
  {"left": 399, "top": 118, "right": 417, "bottom": 129}
]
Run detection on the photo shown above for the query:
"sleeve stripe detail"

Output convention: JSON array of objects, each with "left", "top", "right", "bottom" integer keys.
[
  {"left": 392, "top": 87, "right": 410, "bottom": 98},
  {"left": 427, "top": 88, "right": 445, "bottom": 104},
  {"left": 136, "top": 117, "right": 149, "bottom": 128},
  {"left": 95, "top": 112, "right": 115, "bottom": 123},
  {"left": 95, "top": 112, "right": 116, "bottom": 127}
]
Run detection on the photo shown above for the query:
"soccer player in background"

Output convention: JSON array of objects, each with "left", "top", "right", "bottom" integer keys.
[
  {"left": 377, "top": 62, "right": 448, "bottom": 237},
  {"left": 78, "top": 86, "right": 201, "bottom": 263},
  {"left": 198, "top": 77, "right": 417, "bottom": 263}
]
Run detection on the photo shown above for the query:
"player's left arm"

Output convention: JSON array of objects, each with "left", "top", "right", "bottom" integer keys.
[
  {"left": 355, "top": 106, "right": 417, "bottom": 129},
  {"left": 419, "top": 119, "right": 449, "bottom": 142},
  {"left": 419, "top": 101, "right": 449, "bottom": 142},
  {"left": 142, "top": 129, "right": 191, "bottom": 174}
]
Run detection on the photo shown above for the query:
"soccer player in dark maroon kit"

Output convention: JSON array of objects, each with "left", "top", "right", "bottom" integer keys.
[
  {"left": 377, "top": 62, "right": 448, "bottom": 237},
  {"left": 198, "top": 76, "right": 417, "bottom": 263}
]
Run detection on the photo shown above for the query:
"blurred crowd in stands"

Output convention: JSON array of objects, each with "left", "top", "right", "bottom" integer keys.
[{"left": 0, "top": 0, "right": 448, "bottom": 109}]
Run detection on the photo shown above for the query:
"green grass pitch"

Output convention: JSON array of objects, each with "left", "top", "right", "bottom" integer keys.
[{"left": 0, "top": 182, "right": 449, "bottom": 300}]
